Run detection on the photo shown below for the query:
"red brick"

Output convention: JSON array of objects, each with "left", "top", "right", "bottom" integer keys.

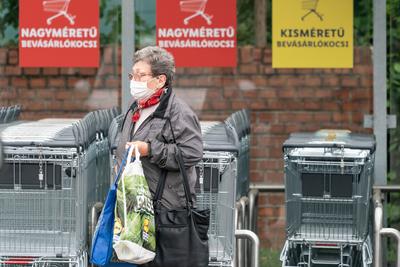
[
  {"left": 102, "top": 46, "right": 114, "bottom": 64},
  {"left": 304, "top": 101, "right": 321, "bottom": 110},
  {"left": 60, "top": 68, "right": 78, "bottom": 75},
  {"left": 18, "top": 89, "right": 36, "bottom": 98},
  {"left": 352, "top": 88, "right": 371, "bottom": 99},
  {"left": 341, "top": 77, "right": 359, "bottom": 87},
  {"left": 360, "top": 77, "right": 373, "bottom": 87},
  {"left": 55, "top": 90, "right": 72, "bottom": 100},
  {"left": 263, "top": 49, "right": 272, "bottom": 64},
  {"left": 11, "top": 77, "right": 28, "bottom": 87},
  {"left": 315, "top": 89, "right": 333, "bottom": 98},
  {"left": 305, "top": 77, "right": 322, "bottom": 86},
  {"left": 98, "top": 65, "right": 115, "bottom": 76},
  {"left": 253, "top": 75, "right": 268, "bottom": 86},
  {"left": 43, "top": 68, "right": 59, "bottom": 75},
  {"left": 287, "top": 77, "right": 305, "bottom": 86},
  {"left": 314, "top": 112, "right": 332, "bottom": 122},
  {"left": 0, "top": 49, "right": 7, "bottom": 64},
  {"left": 278, "top": 88, "right": 297, "bottom": 98},
  {"left": 80, "top": 68, "right": 97, "bottom": 76},
  {"left": 5, "top": 66, "right": 22, "bottom": 75},
  {"left": 105, "top": 78, "right": 120, "bottom": 88},
  {"left": 250, "top": 100, "right": 269, "bottom": 110},
  {"left": 0, "top": 77, "right": 9, "bottom": 87},
  {"left": 323, "top": 76, "right": 340, "bottom": 86},
  {"left": 285, "top": 124, "right": 302, "bottom": 133},
  {"left": 37, "top": 89, "right": 54, "bottom": 99},
  {"left": 232, "top": 100, "right": 247, "bottom": 110},
  {"left": 30, "top": 78, "right": 46, "bottom": 88},
  {"left": 239, "top": 64, "right": 258, "bottom": 74},
  {"left": 251, "top": 147, "right": 270, "bottom": 158},
  {"left": 242, "top": 89, "right": 258, "bottom": 98},
  {"left": 48, "top": 78, "right": 65, "bottom": 87},
  {"left": 264, "top": 172, "right": 284, "bottom": 183},
  {"left": 261, "top": 66, "right": 274, "bottom": 74},
  {"left": 239, "top": 46, "right": 253, "bottom": 64},
  {"left": 8, "top": 50, "right": 18, "bottom": 65},
  {"left": 253, "top": 48, "right": 262, "bottom": 61},
  {"left": 252, "top": 123, "right": 270, "bottom": 134},
  {"left": 258, "top": 88, "right": 277, "bottom": 98},
  {"left": 297, "top": 88, "right": 315, "bottom": 98},
  {"left": 24, "top": 68, "right": 41, "bottom": 75},
  {"left": 269, "top": 77, "right": 287, "bottom": 86},
  {"left": 210, "top": 101, "right": 230, "bottom": 110},
  {"left": 277, "top": 68, "right": 296, "bottom": 74}
]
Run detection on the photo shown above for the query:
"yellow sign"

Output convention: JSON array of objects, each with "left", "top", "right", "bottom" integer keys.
[{"left": 272, "top": 0, "right": 353, "bottom": 68}]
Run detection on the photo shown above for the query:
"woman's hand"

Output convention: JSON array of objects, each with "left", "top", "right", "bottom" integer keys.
[{"left": 125, "top": 141, "right": 149, "bottom": 157}]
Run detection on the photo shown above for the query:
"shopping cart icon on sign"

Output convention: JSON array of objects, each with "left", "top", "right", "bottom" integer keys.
[
  {"left": 301, "top": 0, "right": 323, "bottom": 21},
  {"left": 43, "top": 0, "right": 75, "bottom": 25},
  {"left": 180, "top": 0, "right": 213, "bottom": 25}
]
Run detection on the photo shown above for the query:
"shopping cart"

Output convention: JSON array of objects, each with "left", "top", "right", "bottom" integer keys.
[
  {"left": 0, "top": 105, "right": 21, "bottom": 124},
  {"left": 0, "top": 108, "right": 118, "bottom": 267},
  {"left": 179, "top": 0, "right": 212, "bottom": 25},
  {"left": 280, "top": 130, "right": 375, "bottom": 267},
  {"left": 301, "top": 0, "right": 323, "bottom": 21},
  {"left": 42, "top": 0, "right": 75, "bottom": 25}
]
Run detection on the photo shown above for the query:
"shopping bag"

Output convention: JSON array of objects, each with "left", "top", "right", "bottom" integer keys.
[
  {"left": 90, "top": 149, "right": 129, "bottom": 266},
  {"left": 113, "top": 145, "right": 156, "bottom": 264}
]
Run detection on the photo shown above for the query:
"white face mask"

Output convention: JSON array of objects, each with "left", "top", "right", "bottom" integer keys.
[{"left": 130, "top": 79, "right": 156, "bottom": 101}]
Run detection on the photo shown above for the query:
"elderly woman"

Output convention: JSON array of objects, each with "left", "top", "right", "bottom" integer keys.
[{"left": 116, "top": 45, "right": 203, "bottom": 211}]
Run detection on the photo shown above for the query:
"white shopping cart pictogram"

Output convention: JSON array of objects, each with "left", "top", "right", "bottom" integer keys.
[
  {"left": 301, "top": 0, "right": 323, "bottom": 21},
  {"left": 179, "top": 0, "right": 213, "bottom": 25},
  {"left": 43, "top": 0, "right": 75, "bottom": 25}
]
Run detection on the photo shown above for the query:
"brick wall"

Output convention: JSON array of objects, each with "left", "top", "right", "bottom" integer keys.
[{"left": 0, "top": 45, "right": 373, "bottom": 250}]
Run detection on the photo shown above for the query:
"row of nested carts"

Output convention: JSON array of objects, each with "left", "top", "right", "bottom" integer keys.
[{"left": 0, "top": 106, "right": 258, "bottom": 267}]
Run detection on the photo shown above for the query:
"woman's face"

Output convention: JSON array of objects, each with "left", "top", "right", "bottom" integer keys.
[{"left": 131, "top": 61, "right": 166, "bottom": 90}]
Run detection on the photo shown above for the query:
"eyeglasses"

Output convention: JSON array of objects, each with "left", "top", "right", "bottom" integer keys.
[{"left": 128, "top": 72, "right": 153, "bottom": 81}]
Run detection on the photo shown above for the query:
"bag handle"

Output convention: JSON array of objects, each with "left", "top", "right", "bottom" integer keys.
[
  {"left": 154, "top": 118, "right": 193, "bottom": 210},
  {"left": 121, "top": 144, "right": 141, "bottom": 229},
  {"left": 114, "top": 148, "right": 130, "bottom": 187}
]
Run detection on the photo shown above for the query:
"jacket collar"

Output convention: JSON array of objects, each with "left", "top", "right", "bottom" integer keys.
[{"left": 152, "top": 86, "right": 172, "bottom": 119}]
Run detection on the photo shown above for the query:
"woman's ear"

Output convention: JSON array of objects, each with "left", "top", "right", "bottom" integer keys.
[{"left": 158, "top": 74, "right": 167, "bottom": 88}]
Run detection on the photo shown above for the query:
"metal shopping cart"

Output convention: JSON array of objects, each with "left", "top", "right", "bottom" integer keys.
[
  {"left": 280, "top": 130, "right": 375, "bottom": 267},
  {"left": 0, "top": 105, "right": 21, "bottom": 124},
  {"left": 42, "top": 0, "right": 75, "bottom": 25},
  {"left": 301, "top": 0, "right": 323, "bottom": 21},
  {"left": 0, "top": 108, "right": 118, "bottom": 267},
  {"left": 179, "top": 0, "right": 212, "bottom": 25}
]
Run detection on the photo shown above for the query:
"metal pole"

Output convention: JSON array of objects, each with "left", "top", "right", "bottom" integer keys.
[
  {"left": 235, "top": 230, "right": 260, "bottom": 267},
  {"left": 373, "top": 0, "right": 387, "bottom": 185},
  {"left": 380, "top": 228, "right": 400, "bottom": 267},
  {"left": 373, "top": 189, "right": 383, "bottom": 267},
  {"left": 121, "top": 0, "right": 135, "bottom": 113}
]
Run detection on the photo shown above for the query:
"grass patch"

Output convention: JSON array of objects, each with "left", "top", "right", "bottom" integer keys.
[{"left": 260, "top": 248, "right": 281, "bottom": 267}]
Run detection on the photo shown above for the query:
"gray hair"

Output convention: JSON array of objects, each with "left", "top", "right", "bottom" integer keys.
[{"left": 133, "top": 46, "right": 175, "bottom": 87}]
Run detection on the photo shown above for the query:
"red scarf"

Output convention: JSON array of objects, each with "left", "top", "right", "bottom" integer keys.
[{"left": 132, "top": 88, "right": 164, "bottom": 122}]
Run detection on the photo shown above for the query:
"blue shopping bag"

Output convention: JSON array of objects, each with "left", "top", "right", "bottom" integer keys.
[{"left": 90, "top": 149, "right": 130, "bottom": 266}]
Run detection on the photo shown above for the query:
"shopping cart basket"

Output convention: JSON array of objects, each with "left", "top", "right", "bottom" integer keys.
[
  {"left": 301, "top": 0, "right": 323, "bottom": 21},
  {"left": 42, "top": 0, "right": 75, "bottom": 25},
  {"left": 179, "top": 0, "right": 212, "bottom": 25},
  {"left": 280, "top": 130, "right": 375, "bottom": 267}
]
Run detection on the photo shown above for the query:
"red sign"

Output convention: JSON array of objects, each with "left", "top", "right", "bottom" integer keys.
[
  {"left": 19, "top": 0, "right": 99, "bottom": 67},
  {"left": 156, "top": 0, "right": 237, "bottom": 67}
]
